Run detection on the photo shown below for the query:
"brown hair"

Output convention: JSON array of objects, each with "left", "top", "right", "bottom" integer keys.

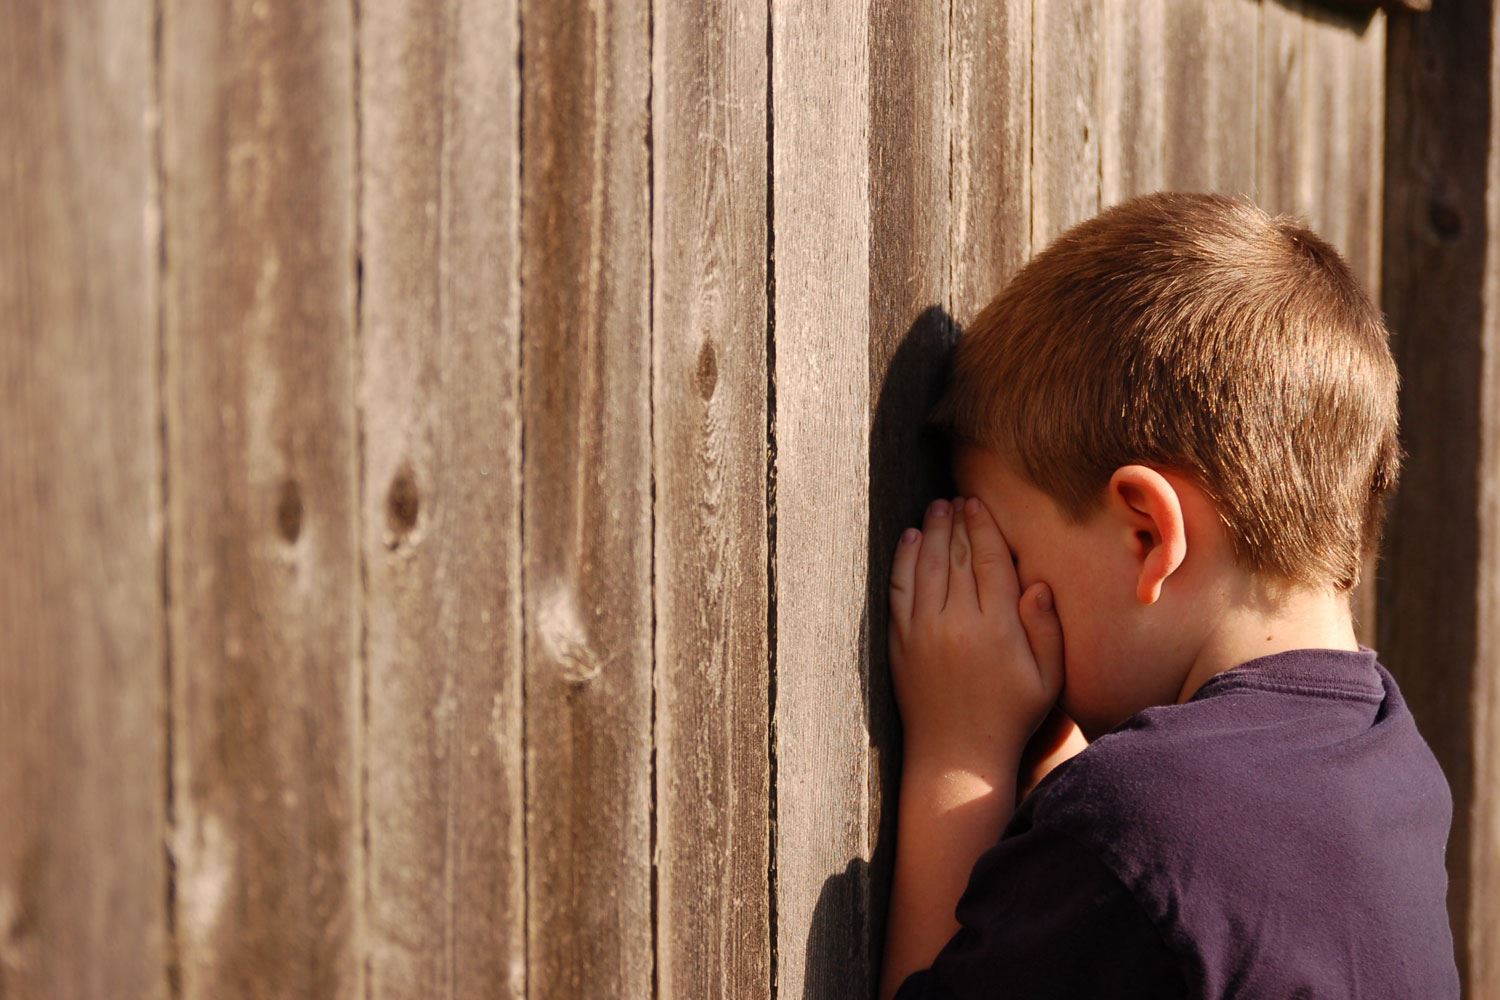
[{"left": 928, "top": 190, "right": 1404, "bottom": 595}]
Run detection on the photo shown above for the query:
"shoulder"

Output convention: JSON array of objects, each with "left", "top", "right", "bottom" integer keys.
[{"left": 1017, "top": 684, "right": 1461, "bottom": 998}]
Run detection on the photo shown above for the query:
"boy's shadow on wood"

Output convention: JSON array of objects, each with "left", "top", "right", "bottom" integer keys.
[{"left": 801, "top": 304, "right": 959, "bottom": 1000}]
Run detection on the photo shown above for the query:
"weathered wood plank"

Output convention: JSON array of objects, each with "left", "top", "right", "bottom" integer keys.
[
  {"left": 868, "top": 0, "right": 951, "bottom": 986},
  {"left": 1100, "top": 0, "right": 1166, "bottom": 207},
  {"left": 1162, "top": 0, "right": 1258, "bottom": 196},
  {"left": 360, "top": 2, "right": 524, "bottom": 996},
  {"left": 951, "top": 0, "right": 1031, "bottom": 319},
  {"left": 770, "top": 1, "right": 872, "bottom": 996},
  {"left": 1341, "top": 10, "right": 1387, "bottom": 313},
  {"left": 1302, "top": 7, "right": 1356, "bottom": 264},
  {"left": 1256, "top": 0, "right": 1308, "bottom": 215},
  {"left": 1381, "top": 3, "right": 1500, "bottom": 993},
  {"left": 519, "top": 0, "right": 653, "bottom": 996},
  {"left": 1033, "top": 0, "right": 1101, "bottom": 245},
  {"left": 0, "top": 2, "right": 169, "bottom": 997},
  {"left": 162, "top": 1, "right": 359, "bottom": 995},
  {"left": 652, "top": 0, "right": 771, "bottom": 997}
]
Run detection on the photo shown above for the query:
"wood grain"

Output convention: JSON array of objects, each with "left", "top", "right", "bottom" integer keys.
[
  {"left": 951, "top": 0, "right": 1032, "bottom": 318},
  {"left": 162, "top": 1, "right": 359, "bottom": 995},
  {"left": 0, "top": 2, "right": 169, "bottom": 997},
  {"left": 1302, "top": 7, "right": 1356, "bottom": 262},
  {"left": 1032, "top": 0, "right": 1101, "bottom": 246},
  {"left": 652, "top": 0, "right": 771, "bottom": 996},
  {"left": 1100, "top": 0, "right": 1166, "bottom": 207},
  {"left": 1162, "top": 0, "right": 1258, "bottom": 196},
  {"left": 1256, "top": 0, "right": 1308, "bottom": 216},
  {"left": 360, "top": 2, "right": 524, "bottom": 996},
  {"left": 519, "top": 0, "right": 654, "bottom": 996},
  {"left": 770, "top": 2, "right": 872, "bottom": 996}
]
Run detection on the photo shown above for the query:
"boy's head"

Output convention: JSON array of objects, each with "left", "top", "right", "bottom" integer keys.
[{"left": 933, "top": 191, "right": 1404, "bottom": 736}]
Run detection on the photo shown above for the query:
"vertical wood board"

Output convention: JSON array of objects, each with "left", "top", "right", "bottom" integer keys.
[
  {"left": 1100, "top": 0, "right": 1167, "bottom": 206},
  {"left": 652, "top": 0, "right": 772, "bottom": 996},
  {"left": 519, "top": 0, "right": 654, "bottom": 996},
  {"left": 0, "top": 2, "right": 169, "bottom": 997},
  {"left": 360, "top": 1, "right": 525, "bottom": 996},
  {"left": 162, "top": 1, "right": 360, "bottom": 995},
  {"left": 1161, "top": 0, "right": 1259, "bottom": 196},
  {"left": 1032, "top": 0, "right": 1102, "bottom": 246},
  {"left": 951, "top": 0, "right": 1032, "bottom": 320},
  {"left": 770, "top": 1, "right": 873, "bottom": 996}
]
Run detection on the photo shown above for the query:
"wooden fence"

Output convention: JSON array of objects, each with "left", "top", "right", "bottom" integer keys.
[{"left": 3, "top": 0, "right": 1494, "bottom": 997}]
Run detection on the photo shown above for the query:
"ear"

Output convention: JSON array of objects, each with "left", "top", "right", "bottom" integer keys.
[{"left": 1106, "top": 465, "right": 1187, "bottom": 605}]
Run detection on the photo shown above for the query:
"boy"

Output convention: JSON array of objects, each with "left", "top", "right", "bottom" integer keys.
[{"left": 879, "top": 191, "right": 1459, "bottom": 999}]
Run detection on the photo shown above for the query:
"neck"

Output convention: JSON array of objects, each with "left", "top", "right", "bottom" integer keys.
[{"left": 1174, "top": 581, "right": 1360, "bottom": 705}]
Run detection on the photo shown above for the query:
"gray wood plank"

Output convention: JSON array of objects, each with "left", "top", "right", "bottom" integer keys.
[
  {"left": 1100, "top": 0, "right": 1166, "bottom": 207},
  {"left": 770, "top": 2, "right": 873, "bottom": 996},
  {"left": 1033, "top": 0, "right": 1101, "bottom": 245},
  {"left": 1302, "top": 7, "right": 1356, "bottom": 261},
  {"left": 0, "top": 2, "right": 169, "bottom": 997},
  {"left": 359, "top": 2, "right": 524, "bottom": 996},
  {"left": 161, "top": 1, "right": 360, "bottom": 995},
  {"left": 1162, "top": 0, "right": 1259, "bottom": 196},
  {"left": 652, "top": 0, "right": 771, "bottom": 996},
  {"left": 951, "top": 0, "right": 1032, "bottom": 319},
  {"left": 1256, "top": 0, "right": 1309, "bottom": 215},
  {"left": 1381, "top": 1, "right": 1500, "bottom": 992},
  {"left": 518, "top": 0, "right": 654, "bottom": 996},
  {"left": 1341, "top": 10, "right": 1387, "bottom": 308}
]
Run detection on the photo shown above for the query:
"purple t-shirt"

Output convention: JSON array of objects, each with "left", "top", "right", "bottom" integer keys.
[{"left": 894, "top": 645, "right": 1460, "bottom": 999}]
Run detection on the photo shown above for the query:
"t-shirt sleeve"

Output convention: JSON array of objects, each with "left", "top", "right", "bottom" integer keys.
[{"left": 891, "top": 819, "right": 1188, "bottom": 1000}]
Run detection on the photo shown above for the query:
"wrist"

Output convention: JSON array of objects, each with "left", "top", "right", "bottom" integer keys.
[{"left": 883, "top": 742, "right": 1023, "bottom": 1000}]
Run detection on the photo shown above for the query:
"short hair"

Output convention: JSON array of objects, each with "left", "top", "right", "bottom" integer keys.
[{"left": 928, "top": 190, "right": 1404, "bottom": 595}]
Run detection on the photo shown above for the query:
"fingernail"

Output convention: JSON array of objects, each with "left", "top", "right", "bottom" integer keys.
[
  {"left": 901, "top": 528, "right": 919, "bottom": 544},
  {"left": 965, "top": 497, "right": 980, "bottom": 515},
  {"left": 932, "top": 499, "right": 950, "bottom": 516},
  {"left": 1036, "top": 585, "right": 1053, "bottom": 611}
]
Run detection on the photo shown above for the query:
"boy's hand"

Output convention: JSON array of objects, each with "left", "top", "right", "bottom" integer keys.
[{"left": 888, "top": 496, "right": 1065, "bottom": 773}]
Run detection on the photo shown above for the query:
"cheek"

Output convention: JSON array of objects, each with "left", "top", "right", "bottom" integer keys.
[{"left": 1051, "top": 594, "right": 1113, "bottom": 722}]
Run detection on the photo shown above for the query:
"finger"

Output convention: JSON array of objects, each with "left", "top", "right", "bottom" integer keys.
[
  {"left": 912, "top": 498, "right": 953, "bottom": 619},
  {"left": 889, "top": 526, "right": 921, "bottom": 639},
  {"left": 1019, "top": 581, "right": 1065, "bottom": 701},
  {"left": 963, "top": 496, "right": 1019, "bottom": 614},
  {"left": 946, "top": 495, "right": 979, "bottom": 613}
]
